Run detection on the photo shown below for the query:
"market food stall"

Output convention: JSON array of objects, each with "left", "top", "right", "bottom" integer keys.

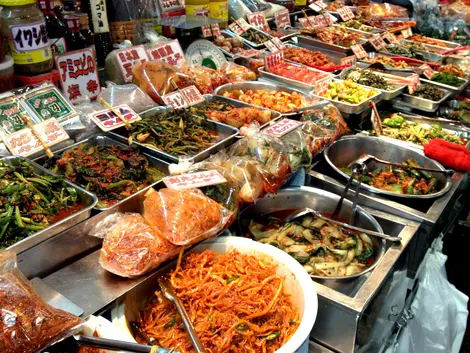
[{"left": 0, "top": 0, "right": 469, "bottom": 352}]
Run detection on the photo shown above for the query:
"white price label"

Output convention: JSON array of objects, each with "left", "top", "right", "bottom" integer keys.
[
  {"left": 316, "top": 15, "right": 328, "bottom": 27},
  {"left": 324, "top": 13, "right": 338, "bottom": 24},
  {"left": 370, "top": 105, "right": 383, "bottom": 136},
  {"left": 341, "top": 55, "right": 356, "bottom": 66},
  {"left": 351, "top": 43, "right": 368, "bottom": 59},
  {"left": 91, "top": 104, "right": 141, "bottom": 132},
  {"left": 162, "top": 85, "right": 205, "bottom": 109},
  {"left": 147, "top": 39, "right": 185, "bottom": 67},
  {"left": 298, "top": 17, "right": 312, "bottom": 28},
  {"left": 10, "top": 21, "right": 49, "bottom": 52},
  {"left": 272, "top": 37, "right": 285, "bottom": 49},
  {"left": 420, "top": 64, "right": 435, "bottom": 79},
  {"left": 210, "top": 24, "right": 221, "bottom": 36},
  {"left": 236, "top": 48, "right": 263, "bottom": 58},
  {"left": 264, "top": 118, "right": 303, "bottom": 137},
  {"left": 383, "top": 32, "right": 399, "bottom": 44},
  {"left": 401, "top": 28, "right": 413, "bottom": 39},
  {"left": 309, "top": 2, "right": 322, "bottom": 12},
  {"left": 275, "top": 9, "right": 291, "bottom": 29},
  {"left": 369, "top": 34, "right": 387, "bottom": 51},
  {"left": 237, "top": 18, "right": 251, "bottom": 31},
  {"left": 315, "top": 76, "right": 332, "bottom": 94},
  {"left": 337, "top": 6, "right": 355, "bottom": 21},
  {"left": 115, "top": 45, "right": 149, "bottom": 83},
  {"left": 201, "top": 25, "right": 212, "bottom": 37},
  {"left": 247, "top": 12, "right": 270, "bottom": 32},
  {"left": 407, "top": 73, "right": 420, "bottom": 94},
  {"left": 264, "top": 50, "right": 284, "bottom": 71},
  {"left": 228, "top": 22, "right": 244, "bottom": 35},
  {"left": 163, "top": 170, "right": 227, "bottom": 190}
]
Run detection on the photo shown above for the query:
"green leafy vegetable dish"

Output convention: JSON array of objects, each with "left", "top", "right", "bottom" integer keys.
[
  {"left": 247, "top": 214, "right": 376, "bottom": 277},
  {"left": 430, "top": 72, "right": 463, "bottom": 88},
  {"left": 412, "top": 84, "right": 445, "bottom": 101},
  {"left": 0, "top": 160, "right": 81, "bottom": 249},
  {"left": 346, "top": 69, "right": 392, "bottom": 90}
]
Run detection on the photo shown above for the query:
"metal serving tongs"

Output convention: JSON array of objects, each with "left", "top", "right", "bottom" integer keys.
[
  {"left": 73, "top": 335, "right": 177, "bottom": 353},
  {"left": 158, "top": 278, "right": 206, "bottom": 353},
  {"left": 285, "top": 162, "right": 401, "bottom": 243}
]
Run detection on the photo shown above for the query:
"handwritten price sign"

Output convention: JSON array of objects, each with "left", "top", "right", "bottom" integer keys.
[
  {"left": 309, "top": 0, "right": 326, "bottom": 12},
  {"left": 115, "top": 45, "right": 149, "bottom": 83},
  {"left": 315, "top": 76, "right": 332, "bottom": 94},
  {"left": 263, "top": 118, "right": 303, "bottom": 137},
  {"left": 236, "top": 48, "right": 263, "bottom": 58},
  {"left": 247, "top": 12, "right": 270, "bottom": 32},
  {"left": 147, "top": 39, "right": 185, "bottom": 67},
  {"left": 407, "top": 73, "right": 420, "bottom": 95},
  {"left": 210, "top": 24, "right": 221, "bottom": 36},
  {"left": 420, "top": 64, "right": 436, "bottom": 79},
  {"left": 163, "top": 170, "right": 227, "bottom": 190},
  {"left": 401, "top": 28, "right": 413, "bottom": 39},
  {"left": 228, "top": 21, "right": 244, "bottom": 34},
  {"left": 201, "top": 25, "right": 213, "bottom": 37},
  {"left": 162, "top": 85, "right": 205, "bottom": 110},
  {"left": 369, "top": 34, "right": 387, "bottom": 51},
  {"left": 351, "top": 43, "right": 368, "bottom": 59},
  {"left": 91, "top": 104, "right": 141, "bottom": 132},
  {"left": 298, "top": 17, "right": 312, "bottom": 28},
  {"left": 274, "top": 9, "right": 290, "bottom": 29},
  {"left": 264, "top": 50, "right": 284, "bottom": 71},
  {"left": 383, "top": 32, "right": 399, "bottom": 45},
  {"left": 341, "top": 55, "right": 357, "bottom": 66},
  {"left": 337, "top": 6, "right": 355, "bottom": 21}
]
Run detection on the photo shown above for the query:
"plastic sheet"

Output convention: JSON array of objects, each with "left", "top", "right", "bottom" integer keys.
[
  {"left": 279, "top": 127, "right": 313, "bottom": 172},
  {"left": 229, "top": 133, "right": 291, "bottom": 193},
  {"left": 0, "top": 251, "right": 82, "bottom": 353},
  {"left": 220, "top": 62, "right": 257, "bottom": 83},
  {"left": 143, "top": 188, "right": 233, "bottom": 246},
  {"left": 222, "top": 156, "right": 265, "bottom": 203},
  {"left": 90, "top": 213, "right": 180, "bottom": 278},
  {"left": 97, "top": 83, "right": 157, "bottom": 113},
  {"left": 179, "top": 64, "right": 229, "bottom": 94},
  {"left": 361, "top": 3, "right": 409, "bottom": 20}
]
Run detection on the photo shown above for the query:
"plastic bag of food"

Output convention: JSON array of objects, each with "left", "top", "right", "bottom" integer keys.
[
  {"left": 143, "top": 188, "right": 233, "bottom": 246},
  {"left": 219, "top": 62, "right": 257, "bottom": 83},
  {"left": 90, "top": 212, "right": 181, "bottom": 278},
  {"left": 229, "top": 133, "right": 291, "bottom": 193},
  {"left": 361, "top": 3, "right": 409, "bottom": 20},
  {"left": 0, "top": 251, "right": 82, "bottom": 353},
  {"left": 222, "top": 156, "right": 265, "bottom": 203},
  {"left": 279, "top": 126, "right": 313, "bottom": 172},
  {"left": 97, "top": 83, "right": 157, "bottom": 113},
  {"left": 182, "top": 65, "right": 229, "bottom": 94},
  {"left": 132, "top": 60, "right": 194, "bottom": 103}
]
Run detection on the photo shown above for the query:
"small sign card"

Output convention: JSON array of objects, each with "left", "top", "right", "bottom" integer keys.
[
  {"left": 147, "top": 39, "right": 185, "bottom": 66},
  {"left": 163, "top": 170, "right": 227, "bottom": 190},
  {"left": 341, "top": 55, "right": 357, "bottom": 66},
  {"left": 420, "top": 64, "right": 436, "bottom": 79},
  {"left": 274, "top": 9, "right": 291, "bottom": 29},
  {"left": 369, "top": 34, "right": 387, "bottom": 51},
  {"left": 383, "top": 32, "right": 399, "bottom": 45},
  {"left": 247, "top": 12, "right": 270, "bottom": 32},
  {"left": 115, "top": 45, "right": 149, "bottom": 83},
  {"left": 351, "top": 43, "right": 368, "bottom": 59},
  {"left": 264, "top": 50, "right": 284, "bottom": 71},
  {"left": 91, "top": 104, "right": 141, "bottom": 131},
  {"left": 337, "top": 6, "right": 355, "bottom": 21},
  {"left": 263, "top": 118, "right": 303, "bottom": 137},
  {"left": 162, "top": 85, "right": 205, "bottom": 110},
  {"left": 401, "top": 28, "right": 412, "bottom": 39},
  {"left": 315, "top": 76, "right": 332, "bottom": 94}
]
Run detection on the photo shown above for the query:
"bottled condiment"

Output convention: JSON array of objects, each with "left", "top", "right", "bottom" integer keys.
[
  {"left": 210, "top": 0, "right": 228, "bottom": 26},
  {"left": 0, "top": 56, "right": 15, "bottom": 93},
  {"left": 77, "top": 13, "right": 94, "bottom": 51},
  {"left": 186, "top": 0, "right": 209, "bottom": 17},
  {"left": 0, "top": 0, "right": 53, "bottom": 76},
  {"left": 38, "top": 0, "right": 67, "bottom": 55},
  {"left": 64, "top": 16, "right": 87, "bottom": 51}
]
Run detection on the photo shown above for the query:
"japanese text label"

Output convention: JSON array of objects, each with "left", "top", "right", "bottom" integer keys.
[
  {"left": 10, "top": 21, "right": 49, "bottom": 52},
  {"left": 0, "top": 97, "right": 32, "bottom": 135},
  {"left": 341, "top": 55, "right": 357, "bottom": 66},
  {"left": 23, "top": 86, "right": 77, "bottom": 122},
  {"left": 369, "top": 34, "right": 387, "bottom": 51},
  {"left": 351, "top": 43, "right": 368, "bottom": 59},
  {"left": 420, "top": 64, "right": 436, "bottom": 80},
  {"left": 264, "top": 50, "right": 284, "bottom": 71},
  {"left": 401, "top": 28, "right": 412, "bottom": 39},
  {"left": 163, "top": 170, "right": 227, "bottom": 190},
  {"left": 210, "top": 24, "right": 221, "bottom": 36},
  {"left": 247, "top": 12, "right": 270, "bottom": 32},
  {"left": 162, "top": 85, "right": 205, "bottom": 109},
  {"left": 315, "top": 76, "right": 332, "bottom": 94},
  {"left": 115, "top": 45, "right": 149, "bottom": 83},
  {"left": 147, "top": 39, "right": 185, "bottom": 67},
  {"left": 90, "top": 0, "right": 110, "bottom": 33},
  {"left": 263, "top": 118, "right": 303, "bottom": 137},
  {"left": 274, "top": 9, "right": 291, "bottom": 29},
  {"left": 337, "top": 6, "right": 355, "bottom": 21},
  {"left": 91, "top": 104, "right": 141, "bottom": 132}
]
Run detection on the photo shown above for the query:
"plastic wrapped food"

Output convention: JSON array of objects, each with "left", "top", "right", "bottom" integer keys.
[
  {"left": 222, "top": 157, "right": 265, "bottom": 203},
  {"left": 219, "top": 62, "right": 256, "bottom": 83},
  {"left": 361, "top": 3, "right": 409, "bottom": 20},
  {"left": 229, "top": 134, "right": 291, "bottom": 193},
  {"left": 182, "top": 65, "right": 229, "bottom": 94},
  {"left": 143, "top": 188, "right": 232, "bottom": 246},
  {"left": 279, "top": 127, "right": 313, "bottom": 172},
  {"left": 97, "top": 84, "right": 157, "bottom": 113},
  {"left": 0, "top": 251, "right": 82, "bottom": 353},
  {"left": 132, "top": 61, "right": 194, "bottom": 102},
  {"left": 90, "top": 213, "right": 180, "bottom": 278}
]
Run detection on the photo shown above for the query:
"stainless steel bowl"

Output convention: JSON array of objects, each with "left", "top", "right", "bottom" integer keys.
[
  {"left": 325, "top": 135, "right": 452, "bottom": 199},
  {"left": 237, "top": 186, "right": 386, "bottom": 281}
]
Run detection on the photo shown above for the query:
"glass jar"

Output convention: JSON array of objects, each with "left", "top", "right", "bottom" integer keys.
[{"left": 0, "top": 0, "right": 53, "bottom": 76}]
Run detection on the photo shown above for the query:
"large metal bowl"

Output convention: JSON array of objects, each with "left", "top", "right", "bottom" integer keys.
[
  {"left": 237, "top": 186, "right": 386, "bottom": 281},
  {"left": 325, "top": 135, "right": 452, "bottom": 199}
]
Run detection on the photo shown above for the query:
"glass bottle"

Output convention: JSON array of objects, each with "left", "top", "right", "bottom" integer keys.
[
  {"left": 64, "top": 16, "right": 87, "bottom": 51},
  {"left": 38, "top": 0, "right": 67, "bottom": 55},
  {"left": 77, "top": 13, "right": 94, "bottom": 51}
]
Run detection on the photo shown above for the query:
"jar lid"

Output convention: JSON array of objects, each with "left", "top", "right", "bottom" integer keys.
[
  {"left": 0, "top": 56, "right": 14, "bottom": 71},
  {"left": 0, "top": 0, "right": 36, "bottom": 6}
]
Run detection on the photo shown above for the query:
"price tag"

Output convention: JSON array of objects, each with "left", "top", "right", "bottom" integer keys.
[
  {"left": 91, "top": 104, "right": 141, "bottom": 132},
  {"left": 341, "top": 55, "right": 356, "bottom": 66},
  {"left": 315, "top": 76, "right": 332, "bottom": 94},
  {"left": 264, "top": 118, "right": 303, "bottom": 137},
  {"left": 22, "top": 85, "right": 77, "bottom": 123},
  {"left": 201, "top": 24, "right": 213, "bottom": 37},
  {"left": 115, "top": 45, "right": 149, "bottom": 83},
  {"left": 420, "top": 64, "right": 435, "bottom": 79},
  {"left": 407, "top": 73, "right": 420, "bottom": 94},
  {"left": 4, "top": 118, "right": 69, "bottom": 157},
  {"left": 309, "top": 2, "right": 323, "bottom": 12},
  {"left": 324, "top": 13, "right": 338, "bottom": 24},
  {"left": 163, "top": 170, "right": 227, "bottom": 190},
  {"left": 316, "top": 15, "right": 328, "bottom": 27},
  {"left": 162, "top": 85, "right": 205, "bottom": 109},
  {"left": 370, "top": 104, "right": 383, "bottom": 136},
  {"left": 228, "top": 21, "right": 244, "bottom": 35},
  {"left": 247, "top": 12, "right": 270, "bottom": 32},
  {"left": 236, "top": 48, "right": 263, "bottom": 58},
  {"left": 275, "top": 9, "right": 291, "bottom": 29},
  {"left": 55, "top": 48, "right": 101, "bottom": 102},
  {"left": 272, "top": 37, "right": 285, "bottom": 50},
  {"left": 337, "top": 6, "right": 355, "bottom": 21},
  {"left": 383, "top": 32, "right": 399, "bottom": 45},
  {"left": 179, "top": 86, "right": 205, "bottom": 105},
  {"left": 237, "top": 18, "right": 251, "bottom": 31},
  {"left": 210, "top": 24, "right": 221, "bottom": 37},
  {"left": 147, "top": 39, "right": 185, "bottom": 67},
  {"left": 351, "top": 43, "right": 368, "bottom": 59},
  {"left": 264, "top": 50, "right": 284, "bottom": 71},
  {"left": 298, "top": 17, "right": 312, "bottom": 28},
  {"left": 264, "top": 40, "right": 278, "bottom": 52},
  {"left": 369, "top": 34, "right": 387, "bottom": 51},
  {"left": 401, "top": 28, "right": 413, "bottom": 39},
  {"left": 0, "top": 96, "right": 35, "bottom": 135}
]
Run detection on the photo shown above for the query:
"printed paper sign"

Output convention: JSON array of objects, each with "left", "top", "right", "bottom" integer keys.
[
  {"left": 383, "top": 32, "right": 399, "bottom": 45},
  {"left": 90, "top": 0, "right": 110, "bottom": 33},
  {"left": 309, "top": 0, "right": 326, "bottom": 12},
  {"left": 4, "top": 118, "right": 69, "bottom": 157},
  {"left": 115, "top": 45, "right": 149, "bottom": 83},
  {"left": 369, "top": 34, "right": 387, "bottom": 51},
  {"left": 210, "top": 24, "right": 221, "bottom": 37},
  {"left": 163, "top": 170, "right": 227, "bottom": 190},
  {"left": 10, "top": 21, "right": 49, "bottom": 52},
  {"left": 162, "top": 85, "right": 205, "bottom": 110},
  {"left": 401, "top": 28, "right": 412, "bottom": 39},
  {"left": 275, "top": 9, "right": 291, "bottom": 29},
  {"left": 420, "top": 64, "right": 436, "bottom": 79},
  {"left": 337, "top": 7, "right": 355, "bottom": 21},
  {"left": 55, "top": 48, "right": 101, "bottom": 102},
  {"left": 341, "top": 55, "right": 356, "bottom": 66},
  {"left": 264, "top": 118, "right": 302, "bottom": 137},
  {"left": 237, "top": 18, "right": 251, "bottom": 31},
  {"left": 22, "top": 86, "right": 77, "bottom": 123},
  {"left": 91, "top": 104, "right": 141, "bottom": 132},
  {"left": 351, "top": 43, "right": 368, "bottom": 59},
  {"left": 201, "top": 25, "right": 213, "bottom": 37},
  {"left": 236, "top": 48, "right": 263, "bottom": 58},
  {"left": 0, "top": 97, "right": 34, "bottom": 135},
  {"left": 247, "top": 12, "right": 270, "bottom": 32},
  {"left": 315, "top": 76, "right": 332, "bottom": 94},
  {"left": 264, "top": 39, "right": 279, "bottom": 52},
  {"left": 407, "top": 73, "right": 420, "bottom": 94},
  {"left": 264, "top": 50, "right": 284, "bottom": 71},
  {"left": 316, "top": 15, "right": 328, "bottom": 27},
  {"left": 298, "top": 17, "right": 312, "bottom": 28},
  {"left": 147, "top": 39, "right": 185, "bottom": 67},
  {"left": 324, "top": 13, "right": 338, "bottom": 24},
  {"left": 228, "top": 22, "right": 244, "bottom": 35},
  {"left": 272, "top": 38, "right": 285, "bottom": 49}
]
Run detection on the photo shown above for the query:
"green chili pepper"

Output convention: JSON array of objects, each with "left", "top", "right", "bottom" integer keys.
[
  {"left": 236, "top": 323, "right": 249, "bottom": 331},
  {"left": 163, "top": 317, "right": 176, "bottom": 329},
  {"left": 266, "top": 332, "right": 281, "bottom": 340}
]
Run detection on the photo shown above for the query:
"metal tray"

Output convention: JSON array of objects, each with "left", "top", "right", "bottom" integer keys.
[
  {"left": 401, "top": 83, "right": 452, "bottom": 113},
  {"left": 420, "top": 76, "right": 469, "bottom": 98},
  {"left": 297, "top": 35, "right": 368, "bottom": 53},
  {"left": 217, "top": 30, "right": 258, "bottom": 59},
  {"left": 359, "top": 51, "right": 422, "bottom": 72},
  {"left": 333, "top": 24, "right": 383, "bottom": 39},
  {"left": 110, "top": 107, "right": 239, "bottom": 163},
  {"left": 379, "top": 46, "right": 443, "bottom": 64},
  {"left": 311, "top": 78, "right": 383, "bottom": 114},
  {"left": 400, "top": 38, "right": 460, "bottom": 51},
  {"left": 283, "top": 42, "right": 346, "bottom": 67},
  {"left": 193, "top": 94, "right": 282, "bottom": 129},
  {"left": 1, "top": 156, "right": 97, "bottom": 254},
  {"left": 33, "top": 134, "right": 170, "bottom": 212},
  {"left": 324, "top": 135, "right": 452, "bottom": 199},
  {"left": 258, "top": 62, "right": 333, "bottom": 92},
  {"left": 213, "top": 80, "right": 326, "bottom": 116},
  {"left": 225, "top": 27, "right": 272, "bottom": 49},
  {"left": 269, "top": 28, "right": 298, "bottom": 41}
]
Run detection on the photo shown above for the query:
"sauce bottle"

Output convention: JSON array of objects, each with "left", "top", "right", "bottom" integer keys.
[
  {"left": 77, "top": 13, "right": 94, "bottom": 51},
  {"left": 38, "top": 0, "right": 67, "bottom": 55},
  {"left": 0, "top": 0, "right": 53, "bottom": 76},
  {"left": 64, "top": 16, "right": 87, "bottom": 51}
]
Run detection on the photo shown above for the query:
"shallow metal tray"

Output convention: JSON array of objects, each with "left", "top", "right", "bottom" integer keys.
[
  {"left": 33, "top": 134, "right": 170, "bottom": 212},
  {"left": 324, "top": 135, "right": 452, "bottom": 199},
  {"left": 401, "top": 83, "right": 452, "bottom": 113},
  {"left": 297, "top": 35, "right": 367, "bottom": 53},
  {"left": 420, "top": 76, "right": 469, "bottom": 98},
  {"left": 217, "top": 30, "right": 258, "bottom": 59},
  {"left": 311, "top": 78, "right": 383, "bottom": 114},
  {"left": 359, "top": 51, "right": 422, "bottom": 72},
  {"left": 379, "top": 46, "right": 443, "bottom": 64},
  {"left": 283, "top": 42, "right": 346, "bottom": 67},
  {"left": 110, "top": 107, "right": 239, "bottom": 163},
  {"left": 333, "top": 24, "right": 383, "bottom": 39},
  {"left": 258, "top": 62, "right": 333, "bottom": 92},
  {"left": 225, "top": 27, "right": 272, "bottom": 49},
  {"left": 1, "top": 156, "right": 98, "bottom": 254},
  {"left": 269, "top": 28, "right": 298, "bottom": 41},
  {"left": 213, "top": 80, "right": 326, "bottom": 116},
  {"left": 400, "top": 38, "right": 460, "bottom": 51}
]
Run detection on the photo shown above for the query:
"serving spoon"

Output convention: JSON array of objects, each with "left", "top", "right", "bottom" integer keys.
[{"left": 74, "top": 335, "right": 176, "bottom": 353}]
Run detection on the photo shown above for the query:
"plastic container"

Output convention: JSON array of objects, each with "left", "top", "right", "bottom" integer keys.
[
  {"left": 186, "top": 0, "right": 210, "bottom": 16},
  {"left": 0, "top": 0, "right": 54, "bottom": 76},
  {"left": 209, "top": 0, "right": 228, "bottom": 24},
  {"left": 15, "top": 68, "right": 61, "bottom": 89},
  {"left": 0, "top": 56, "right": 15, "bottom": 93},
  {"left": 111, "top": 236, "right": 318, "bottom": 353}
]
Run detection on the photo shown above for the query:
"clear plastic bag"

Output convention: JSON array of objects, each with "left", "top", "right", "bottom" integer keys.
[
  {"left": 97, "top": 83, "right": 157, "bottom": 113},
  {"left": 229, "top": 133, "right": 291, "bottom": 193},
  {"left": 181, "top": 65, "right": 229, "bottom": 94},
  {"left": 222, "top": 157, "right": 265, "bottom": 204},
  {"left": 361, "top": 3, "right": 409, "bottom": 20},
  {"left": 0, "top": 251, "right": 82, "bottom": 353},
  {"left": 90, "top": 212, "right": 181, "bottom": 278},
  {"left": 143, "top": 188, "right": 233, "bottom": 246},
  {"left": 279, "top": 127, "right": 313, "bottom": 172},
  {"left": 219, "top": 62, "right": 257, "bottom": 83}
]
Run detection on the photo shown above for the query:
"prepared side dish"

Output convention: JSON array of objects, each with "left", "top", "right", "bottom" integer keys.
[
  {"left": 408, "top": 34, "right": 451, "bottom": 48},
  {"left": 385, "top": 44, "right": 425, "bottom": 61},
  {"left": 437, "top": 64, "right": 466, "bottom": 78},
  {"left": 0, "top": 161, "right": 82, "bottom": 249},
  {"left": 48, "top": 144, "right": 165, "bottom": 208},
  {"left": 412, "top": 84, "right": 446, "bottom": 101},
  {"left": 190, "top": 98, "right": 273, "bottom": 128},
  {"left": 240, "top": 28, "right": 270, "bottom": 44},
  {"left": 138, "top": 250, "right": 300, "bottom": 353},
  {"left": 247, "top": 214, "right": 375, "bottom": 277},
  {"left": 267, "top": 62, "right": 330, "bottom": 85},
  {"left": 213, "top": 35, "right": 245, "bottom": 54},
  {"left": 379, "top": 113, "right": 465, "bottom": 145},
  {"left": 430, "top": 72, "right": 464, "bottom": 87},
  {"left": 341, "top": 158, "right": 442, "bottom": 195},
  {"left": 340, "top": 20, "right": 378, "bottom": 33},
  {"left": 346, "top": 69, "right": 392, "bottom": 90},
  {"left": 222, "top": 89, "right": 307, "bottom": 113},
  {"left": 320, "top": 80, "right": 378, "bottom": 104},
  {"left": 126, "top": 110, "right": 220, "bottom": 157},
  {"left": 283, "top": 47, "right": 335, "bottom": 68},
  {"left": 299, "top": 27, "right": 361, "bottom": 47},
  {"left": 364, "top": 55, "right": 411, "bottom": 68}
]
